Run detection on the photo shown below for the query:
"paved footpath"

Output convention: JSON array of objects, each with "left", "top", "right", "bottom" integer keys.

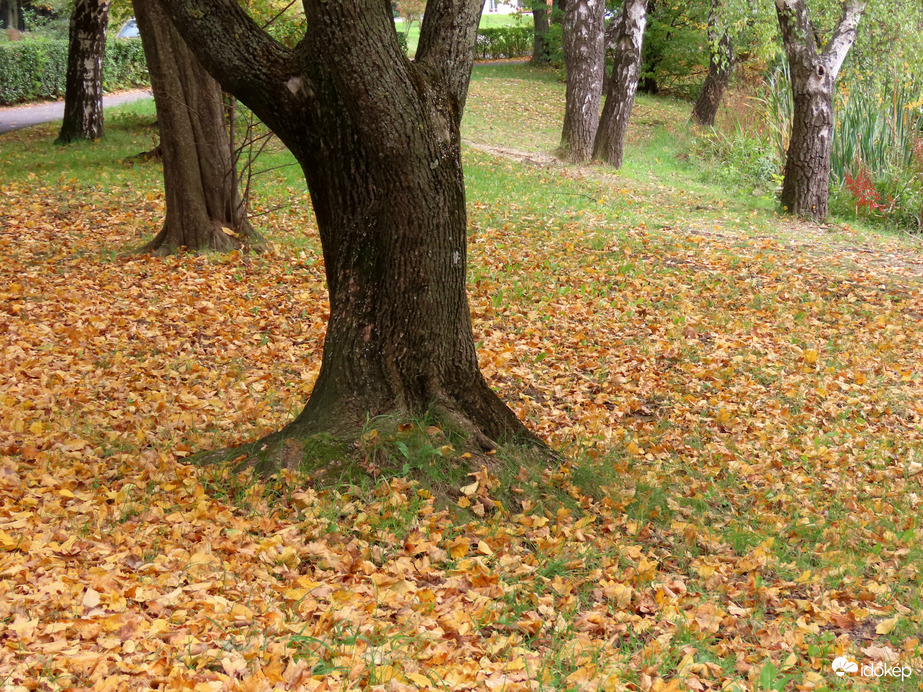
[{"left": 0, "top": 89, "right": 152, "bottom": 136}]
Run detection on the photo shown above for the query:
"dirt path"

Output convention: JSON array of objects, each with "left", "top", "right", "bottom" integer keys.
[{"left": 0, "top": 89, "right": 152, "bottom": 136}]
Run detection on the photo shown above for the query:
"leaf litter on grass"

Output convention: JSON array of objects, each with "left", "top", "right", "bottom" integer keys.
[{"left": 1, "top": 71, "right": 923, "bottom": 691}]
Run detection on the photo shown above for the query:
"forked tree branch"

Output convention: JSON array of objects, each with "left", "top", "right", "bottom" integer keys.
[
  {"left": 775, "top": 0, "right": 865, "bottom": 79},
  {"left": 415, "top": 0, "right": 484, "bottom": 116},
  {"left": 775, "top": 0, "right": 818, "bottom": 65},
  {"left": 155, "top": 0, "right": 301, "bottom": 127},
  {"left": 822, "top": 0, "right": 866, "bottom": 78}
]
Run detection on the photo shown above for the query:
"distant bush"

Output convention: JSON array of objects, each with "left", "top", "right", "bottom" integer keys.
[
  {"left": 0, "top": 38, "right": 68, "bottom": 104},
  {"left": 475, "top": 26, "right": 532, "bottom": 60},
  {"left": 22, "top": 8, "right": 70, "bottom": 40},
  {"left": 103, "top": 38, "right": 147, "bottom": 91},
  {"left": 543, "top": 23, "right": 563, "bottom": 66},
  {"left": 690, "top": 126, "right": 782, "bottom": 194},
  {"left": 0, "top": 37, "right": 148, "bottom": 105}
]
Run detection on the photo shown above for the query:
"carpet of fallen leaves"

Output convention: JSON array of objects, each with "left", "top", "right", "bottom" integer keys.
[{"left": 2, "top": 73, "right": 923, "bottom": 692}]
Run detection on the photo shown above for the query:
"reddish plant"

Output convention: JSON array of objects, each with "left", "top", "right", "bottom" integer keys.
[
  {"left": 912, "top": 135, "right": 923, "bottom": 171},
  {"left": 844, "top": 164, "right": 891, "bottom": 213}
]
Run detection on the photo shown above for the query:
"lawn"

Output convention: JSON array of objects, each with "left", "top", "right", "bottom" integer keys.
[{"left": 0, "top": 63, "right": 922, "bottom": 691}]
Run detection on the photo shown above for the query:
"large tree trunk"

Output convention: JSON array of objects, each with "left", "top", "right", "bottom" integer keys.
[
  {"left": 156, "top": 0, "right": 535, "bottom": 468},
  {"left": 593, "top": 0, "right": 647, "bottom": 167},
  {"left": 56, "top": 0, "right": 110, "bottom": 144},
  {"left": 133, "top": 0, "right": 262, "bottom": 254},
  {"left": 559, "top": 0, "right": 605, "bottom": 163},
  {"left": 690, "top": 0, "right": 734, "bottom": 128},
  {"left": 776, "top": 0, "right": 865, "bottom": 220},
  {"left": 530, "top": 0, "right": 550, "bottom": 65}
]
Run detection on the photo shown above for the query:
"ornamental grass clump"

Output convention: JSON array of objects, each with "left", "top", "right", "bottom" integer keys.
[{"left": 762, "top": 62, "right": 923, "bottom": 230}]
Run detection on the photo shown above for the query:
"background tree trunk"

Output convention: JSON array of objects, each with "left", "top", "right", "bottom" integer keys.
[
  {"left": 559, "top": 0, "right": 605, "bottom": 163},
  {"left": 0, "top": 0, "right": 23, "bottom": 30},
  {"left": 776, "top": 0, "right": 865, "bottom": 220},
  {"left": 593, "top": 0, "right": 647, "bottom": 167},
  {"left": 530, "top": 0, "right": 550, "bottom": 65},
  {"left": 691, "top": 1, "right": 734, "bottom": 128},
  {"left": 56, "top": 0, "right": 110, "bottom": 144},
  {"left": 134, "top": 0, "right": 262, "bottom": 254},
  {"left": 638, "top": 0, "right": 661, "bottom": 95},
  {"left": 155, "top": 0, "right": 536, "bottom": 467}
]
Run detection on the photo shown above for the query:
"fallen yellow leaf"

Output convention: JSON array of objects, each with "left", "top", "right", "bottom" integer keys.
[{"left": 875, "top": 617, "right": 899, "bottom": 635}]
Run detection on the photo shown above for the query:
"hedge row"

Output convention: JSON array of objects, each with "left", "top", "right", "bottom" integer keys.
[
  {"left": 474, "top": 26, "right": 532, "bottom": 60},
  {"left": 0, "top": 37, "right": 148, "bottom": 105},
  {"left": 0, "top": 26, "right": 526, "bottom": 104}
]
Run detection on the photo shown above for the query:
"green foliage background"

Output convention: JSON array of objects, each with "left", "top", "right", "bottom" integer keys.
[{"left": 639, "top": 1, "right": 709, "bottom": 98}]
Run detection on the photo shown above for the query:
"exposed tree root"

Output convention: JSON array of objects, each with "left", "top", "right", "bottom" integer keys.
[
  {"left": 190, "top": 399, "right": 556, "bottom": 492},
  {"left": 135, "top": 219, "right": 269, "bottom": 256},
  {"left": 124, "top": 144, "right": 163, "bottom": 163}
]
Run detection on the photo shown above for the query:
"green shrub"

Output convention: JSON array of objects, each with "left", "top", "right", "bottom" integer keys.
[
  {"left": 474, "top": 26, "right": 532, "bottom": 60},
  {"left": 690, "top": 126, "right": 782, "bottom": 193},
  {"left": 0, "top": 37, "right": 68, "bottom": 104},
  {"left": 396, "top": 31, "right": 408, "bottom": 56},
  {"left": 0, "top": 37, "right": 148, "bottom": 105},
  {"left": 639, "top": 3, "right": 709, "bottom": 98},
  {"left": 543, "top": 23, "right": 563, "bottom": 67},
  {"left": 21, "top": 9, "right": 70, "bottom": 40},
  {"left": 103, "top": 38, "right": 147, "bottom": 91}
]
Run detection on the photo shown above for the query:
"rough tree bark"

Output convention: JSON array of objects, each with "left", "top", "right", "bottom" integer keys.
[
  {"left": 531, "top": 0, "right": 550, "bottom": 65},
  {"left": 776, "top": 0, "right": 865, "bottom": 220},
  {"left": 593, "top": 0, "right": 647, "bottom": 167},
  {"left": 691, "top": 0, "right": 735, "bottom": 128},
  {"left": 559, "top": 0, "right": 605, "bottom": 163},
  {"left": 155, "top": 0, "right": 536, "bottom": 468},
  {"left": 133, "top": 0, "right": 263, "bottom": 254},
  {"left": 56, "top": 0, "right": 110, "bottom": 144}
]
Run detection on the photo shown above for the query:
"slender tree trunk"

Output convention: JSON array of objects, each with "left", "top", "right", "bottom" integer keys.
[
  {"left": 559, "top": 0, "right": 605, "bottom": 163},
  {"left": 56, "top": 0, "right": 110, "bottom": 144},
  {"left": 638, "top": 0, "right": 660, "bottom": 95},
  {"left": 600, "top": 13, "right": 618, "bottom": 92},
  {"left": 593, "top": 0, "right": 647, "bottom": 167},
  {"left": 691, "top": 1, "right": 734, "bottom": 128},
  {"left": 156, "top": 0, "right": 536, "bottom": 469},
  {"left": 133, "top": 0, "right": 262, "bottom": 254},
  {"left": 775, "top": 0, "right": 865, "bottom": 220},
  {"left": 531, "top": 0, "right": 550, "bottom": 65}
]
